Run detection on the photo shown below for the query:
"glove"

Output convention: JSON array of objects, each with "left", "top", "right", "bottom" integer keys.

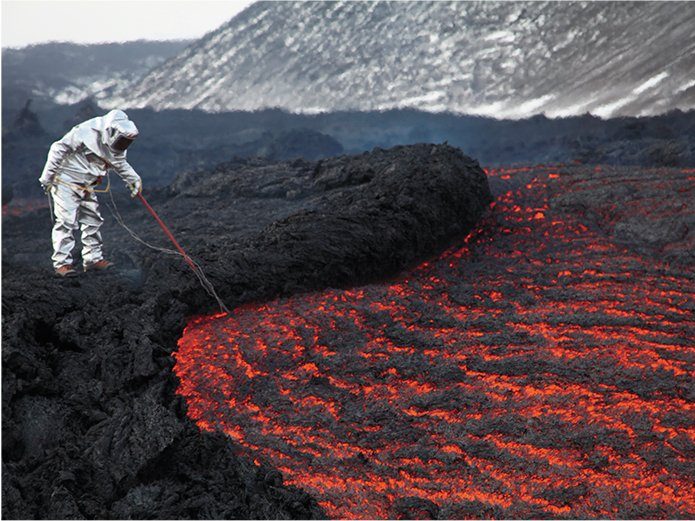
[
  {"left": 129, "top": 177, "right": 142, "bottom": 198},
  {"left": 40, "top": 179, "right": 53, "bottom": 195}
]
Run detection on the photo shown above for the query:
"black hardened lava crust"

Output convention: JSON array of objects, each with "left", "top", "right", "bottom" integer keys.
[{"left": 2, "top": 144, "right": 492, "bottom": 518}]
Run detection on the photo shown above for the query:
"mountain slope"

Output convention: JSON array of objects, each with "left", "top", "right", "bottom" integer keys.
[
  {"left": 107, "top": 1, "right": 695, "bottom": 118},
  {"left": 2, "top": 40, "right": 191, "bottom": 113}
]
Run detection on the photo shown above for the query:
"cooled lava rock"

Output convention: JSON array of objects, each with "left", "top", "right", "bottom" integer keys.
[
  {"left": 551, "top": 165, "right": 694, "bottom": 266},
  {"left": 2, "top": 144, "right": 491, "bottom": 518},
  {"left": 166, "top": 144, "right": 492, "bottom": 311},
  {"left": 4, "top": 99, "right": 47, "bottom": 141}
]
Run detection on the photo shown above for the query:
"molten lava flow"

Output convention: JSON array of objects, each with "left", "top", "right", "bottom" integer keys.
[
  {"left": 2, "top": 198, "right": 49, "bottom": 217},
  {"left": 175, "top": 166, "right": 694, "bottom": 518}
]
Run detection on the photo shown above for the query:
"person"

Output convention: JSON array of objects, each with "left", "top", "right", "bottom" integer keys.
[{"left": 39, "top": 109, "right": 143, "bottom": 277}]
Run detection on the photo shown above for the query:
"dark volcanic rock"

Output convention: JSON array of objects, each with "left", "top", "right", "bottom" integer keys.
[
  {"left": 167, "top": 145, "right": 492, "bottom": 311},
  {"left": 2, "top": 184, "right": 13, "bottom": 206},
  {"left": 5, "top": 99, "right": 46, "bottom": 140},
  {"left": 235, "top": 128, "right": 344, "bottom": 161},
  {"left": 2, "top": 144, "right": 491, "bottom": 518},
  {"left": 551, "top": 165, "right": 693, "bottom": 265},
  {"left": 389, "top": 496, "right": 440, "bottom": 519}
]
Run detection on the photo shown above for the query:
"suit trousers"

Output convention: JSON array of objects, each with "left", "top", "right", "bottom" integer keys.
[{"left": 50, "top": 183, "right": 104, "bottom": 268}]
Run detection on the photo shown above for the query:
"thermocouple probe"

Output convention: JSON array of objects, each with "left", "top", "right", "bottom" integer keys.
[{"left": 136, "top": 192, "right": 197, "bottom": 272}]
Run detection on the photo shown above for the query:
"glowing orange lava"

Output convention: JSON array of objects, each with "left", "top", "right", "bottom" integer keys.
[
  {"left": 175, "top": 166, "right": 694, "bottom": 518},
  {"left": 2, "top": 198, "right": 49, "bottom": 217}
]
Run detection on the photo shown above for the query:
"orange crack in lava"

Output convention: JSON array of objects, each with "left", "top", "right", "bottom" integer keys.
[
  {"left": 175, "top": 166, "right": 694, "bottom": 519},
  {"left": 2, "top": 198, "right": 49, "bottom": 217}
]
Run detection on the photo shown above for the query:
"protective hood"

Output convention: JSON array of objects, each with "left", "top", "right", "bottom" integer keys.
[
  {"left": 70, "top": 109, "right": 139, "bottom": 161},
  {"left": 97, "top": 110, "right": 139, "bottom": 151}
]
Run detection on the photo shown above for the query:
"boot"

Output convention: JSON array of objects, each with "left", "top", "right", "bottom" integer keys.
[
  {"left": 55, "top": 265, "right": 78, "bottom": 278},
  {"left": 83, "top": 259, "right": 114, "bottom": 272}
]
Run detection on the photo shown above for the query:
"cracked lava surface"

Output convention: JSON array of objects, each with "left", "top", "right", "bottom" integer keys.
[{"left": 174, "top": 166, "right": 694, "bottom": 518}]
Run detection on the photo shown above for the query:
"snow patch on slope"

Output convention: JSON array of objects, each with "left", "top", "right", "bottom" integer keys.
[{"left": 104, "top": 1, "right": 695, "bottom": 119}]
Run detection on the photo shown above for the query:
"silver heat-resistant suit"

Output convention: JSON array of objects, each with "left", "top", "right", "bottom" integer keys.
[{"left": 39, "top": 110, "right": 142, "bottom": 269}]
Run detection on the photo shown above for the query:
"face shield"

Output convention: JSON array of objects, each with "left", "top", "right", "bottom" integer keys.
[
  {"left": 106, "top": 119, "right": 139, "bottom": 152},
  {"left": 110, "top": 132, "right": 135, "bottom": 151}
]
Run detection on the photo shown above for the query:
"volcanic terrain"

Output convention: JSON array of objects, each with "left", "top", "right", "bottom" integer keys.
[
  {"left": 3, "top": 145, "right": 489, "bottom": 518},
  {"left": 2, "top": 145, "right": 693, "bottom": 518},
  {"left": 176, "top": 164, "right": 694, "bottom": 518}
]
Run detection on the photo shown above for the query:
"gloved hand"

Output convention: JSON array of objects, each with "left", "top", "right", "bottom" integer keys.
[
  {"left": 40, "top": 180, "right": 53, "bottom": 195},
  {"left": 129, "top": 177, "right": 142, "bottom": 198}
]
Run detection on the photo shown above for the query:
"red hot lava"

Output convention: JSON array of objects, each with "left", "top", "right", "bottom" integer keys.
[
  {"left": 2, "top": 198, "right": 49, "bottom": 218},
  {"left": 175, "top": 166, "right": 694, "bottom": 519}
]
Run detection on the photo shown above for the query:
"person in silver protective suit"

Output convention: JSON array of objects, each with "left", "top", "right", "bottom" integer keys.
[{"left": 39, "top": 109, "right": 143, "bottom": 277}]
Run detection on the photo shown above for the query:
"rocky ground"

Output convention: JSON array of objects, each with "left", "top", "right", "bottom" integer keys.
[
  {"left": 2, "top": 144, "right": 491, "bottom": 518},
  {"left": 3, "top": 145, "right": 693, "bottom": 519}
]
